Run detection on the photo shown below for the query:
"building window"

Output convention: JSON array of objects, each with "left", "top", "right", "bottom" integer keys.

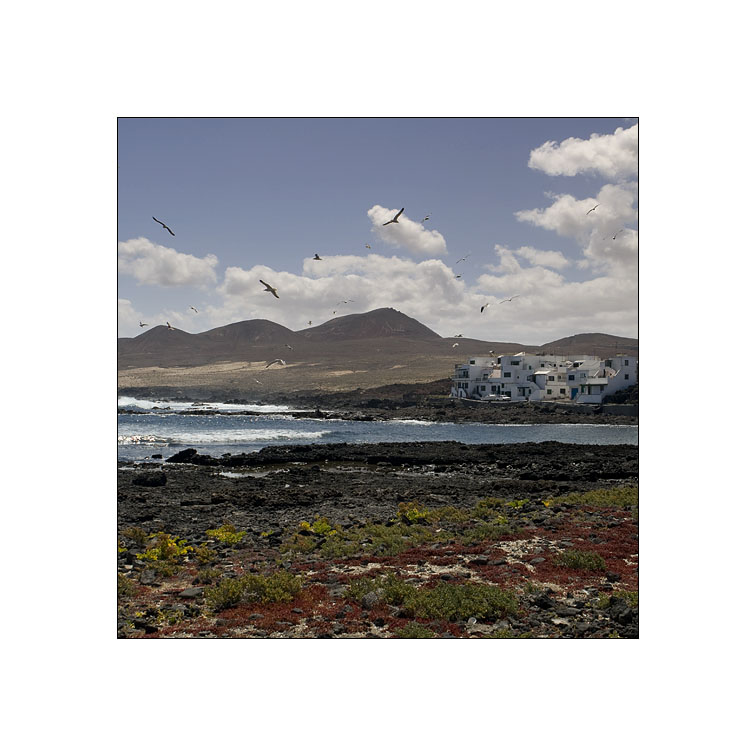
[
  {"left": 548, "top": 375, "right": 554, "bottom": 381},
  {"left": 504, "top": 391, "right": 511, "bottom": 397},
  {"left": 511, "top": 360, "right": 519, "bottom": 366},
  {"left": 568, "top": 375, "right": 575, "bottom": 381},
  {"left": 560, "top": 388, "right": 565, "bottom": 394},
  {"left": 547, "top": 389, "right": 552, "bottom": 395},
  {"left": 503, "top": 371, "right": 511, "bottom": 378},
  {"left": 624, "top": 360, "right": 629, "bottom": 366}
]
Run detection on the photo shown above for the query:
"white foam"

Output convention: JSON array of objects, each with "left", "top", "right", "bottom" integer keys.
[
  {"left": 162, "top": 428, "right": 331, "bottom": 444},
  {"left": 118, "top": 396, "right": 297, "bottom": 413},
  {"left": 117, "top": 434, "right": 167, "bottom": 445}
]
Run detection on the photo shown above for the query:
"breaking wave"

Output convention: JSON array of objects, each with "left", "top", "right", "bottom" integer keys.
[{"left": 118, "top": 396, "right": 294, "bottom": 413}]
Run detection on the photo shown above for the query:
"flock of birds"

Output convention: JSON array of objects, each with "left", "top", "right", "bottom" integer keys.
[{"left": 139, "top": 202, "right": 622, "bottom": 366}]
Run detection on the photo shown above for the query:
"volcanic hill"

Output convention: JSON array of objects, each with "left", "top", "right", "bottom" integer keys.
[{"left": 118, "top": 307, "right": 638, "bottom": 396}]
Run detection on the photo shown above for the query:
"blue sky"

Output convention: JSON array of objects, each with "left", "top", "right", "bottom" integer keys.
[{"left": 118, "top": 117, "right": 638, "bottom": 343}]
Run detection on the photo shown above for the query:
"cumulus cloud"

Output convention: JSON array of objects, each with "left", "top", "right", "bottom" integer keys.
[
  {"left": 118, "top": 237, "right": 218, "bottom": 287},
  {"left": 515, "top": 182, "right": 638, "bottom": 242},
  {"left": 367, "top": 205, "right": 448, "bottom": 257},
  {"left": 528, "top": 124, "right": 638, "bottom": 178},
  {"left": 486, "top": 245, "right": 570, "bottom": 272}
]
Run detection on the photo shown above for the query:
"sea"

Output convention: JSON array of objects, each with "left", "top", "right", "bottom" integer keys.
[{"left": 117, "top": 396, "right": 638, "bottom": 463}]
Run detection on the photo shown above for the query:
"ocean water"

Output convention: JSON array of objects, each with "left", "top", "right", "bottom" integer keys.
[{"left": 117, "top": 396, "right": 638, "bottom": 462}]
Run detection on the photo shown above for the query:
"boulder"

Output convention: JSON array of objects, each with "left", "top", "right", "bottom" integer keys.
[{"left": 166, "top": 448, "right": 198, "bottom": 463}]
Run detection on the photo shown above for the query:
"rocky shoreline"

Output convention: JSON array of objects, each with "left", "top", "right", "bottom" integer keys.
[{"left": 118, "top": 441, "right": 639, "bottom": 639}]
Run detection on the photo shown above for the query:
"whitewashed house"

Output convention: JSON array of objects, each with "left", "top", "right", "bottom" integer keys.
[{"left": 451, "top": 352, "right": 637, "bottom": 404}]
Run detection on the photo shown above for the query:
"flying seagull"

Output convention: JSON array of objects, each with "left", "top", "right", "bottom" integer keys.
[
  {"left": 190, "top": 306, "right": 198, "bottom": 313},
  {"left": 265, "top": 359, "right": 286, "bottom": 368},
  {"left": 452, "top": 343, "right": 459, "bottom": 348},
  {"left": 586, "top": 204, "right": 600, "bottom": 215},
  {"left": 499, "top": 295, "right": 520, "bottom": 303},
  {"left": 365, "top": 244, "right": 371, "bottom": 249},
  {"left": 313, "top": 254, "right": 322, "bottom": 260},
  {"left": 454, "top": 275, "right": 463, "bottom": 279},
  {"left": 382, "top": 207, "right": 404, "bottom": 226},
  {"left": 454, "top": 333, "right": 463, "bottom": 338},
  {"left": 166, "top": 322, "right": 176, "bottom": 330},
  {"left": 284, "top": 344, "right": 294, "bottom": 350},
  {"left": 307, "top": 320, "right": 313, "bottom": 326},
  {"left": 139, "top": 321, "right": 149, "bottom": 328},
  {"left": 152, "top": 217, "right": 175, "bottom": 236},
  {"left": 456, "top": 254, "right": 471, "bottom": 264},
  {"left": 480, "top": 303, "right": 491, "bottom": 313},
  {"left": 422, "top": 214, "right": 431, "bottom": 222},
  {"left": 612, "top": 229, "right": 624, "bottom": 240},
  {"left": 260, "top": 280, "right": 279, "bottom": 298},
  {"left": 489, "top": 350, "right": 496, "bottom": 356}
]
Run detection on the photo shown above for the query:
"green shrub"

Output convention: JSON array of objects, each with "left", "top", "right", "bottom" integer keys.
[
  {"left": 553, "top": 486, "right": 638, "bottom": 519},
  {"left": 406, "top": 582, "right": 519, "bottom": 622},
  {"left": 554, "top": 549, "right": 606, "bottom": 571},
  {"left": 205, "top": 571, "right": 303, "bottom": 612},
  {"left": 346, "top": 573, "right": 416, "bottom": 605},
  {"left": 597, "top": 590, "right": 638, "bottom": 609},
  {"left": 193, "top": 542, "right": 218, "bottom": 565},
  {"left": 205, "top": 523, "right": 246, "bottom": 546},
  {"left": 397, "top": 501, "right": 430, "bottom": 524},
  {"left": 137, "top": 532, "right": 193, "bottom": 563},
  {"left": 121, "top": 526, "right": 149, "bottom": 547},
  {"left": 197, "top": 567, "right": 222, "bottom": 584},
  {"left": 395, "top": 622, "right": 436, "bottom": 639},
  {"left": 117, "top": 573, "right": 138, "bottom": 597}
]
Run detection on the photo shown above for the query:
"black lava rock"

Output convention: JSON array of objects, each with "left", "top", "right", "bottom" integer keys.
[{"left": 132, "top": 470, "right": 167, "bottom": 487}]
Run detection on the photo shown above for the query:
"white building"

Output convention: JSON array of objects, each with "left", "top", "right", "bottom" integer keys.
[{"left": 451, "top": 352, "right": 638, "bottom": 404}]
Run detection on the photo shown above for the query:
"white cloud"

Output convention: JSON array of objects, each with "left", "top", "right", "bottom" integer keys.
[
  {"left": 202, "top": 249, "right": 637, "bottom": 344},
  {"left": 486, "top": 244, "right": 571, "bottom": 272},
  {"left": 528, "top": 123, "right": 638, "bottom": 178},
  {"left": 367, "top": 205, "right": 448, "bottom": 257},
  {"left": 118, "top": 237, "right": 218, "bottom": 287},
  {"left": 515, "top": 182, "right": 637, "bottom": 241}
]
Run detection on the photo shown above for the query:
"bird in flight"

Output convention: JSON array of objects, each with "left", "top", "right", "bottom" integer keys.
[
  {"left": 365, "top": 244, "right": 371, "bottom": 249},
  {"left": 454, "top": 333, "right": 463, "bottom": 338},
  {"left": 489, "top": 350, "right": 496, "bottom": 357},
  {"left": 480, "top": 303, "right": 491, "bottom": 313},
  {"left": 307, "top": 320, "right": 313, "bottom": 326},
  {"left": 139, "top": 321, "right": 148, "bottom": 328},
  {"left": 260, "top": 280, "right": 279, "bottom": 298},
  {"left": 265, "top": 359, "right": 286, "bottom": 368},
  {"left": 338, "top": 299, "right": 355, "bottom": 304},
  {"left": 152, "top": 217, "right": 175, "bottom": 236},
  {"left": 456, "top": 254, "right": 471, "bottom": 264},
  {"left": 382, "top": 207, "right": 404, "bottom": 226},
  {"left": 612, "top": 229, "right": 624, "bottom": 240},
  {"left": 454, "top": 275, "right": 462, "bottom": 279},
  {"left": 166, "top": 322, "right": 176, "bottom": 330},
  {"left": 284, "top": 344, "right": 294, "bottom": 350},
  {"left": 189, "top": 306, "right": 198, "bottom": 313},
  {"left": 452, "top": 343, "right": 459, "bottom": 348},
  {"left": 499, "top": 295, "right": 520, "bottom": 303},
  {"left": 313, "top": 254, "right": 322, "bottom": 260},
  {"left": 586, "top": 204, "right": 600, "bottom": 215},
  {"left": 422, "top": 214, "right": 431, "bottom": 222}
]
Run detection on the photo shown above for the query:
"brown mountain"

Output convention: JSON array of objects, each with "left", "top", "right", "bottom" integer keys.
[
  {"left": 300, "top": 307, "right": 441, "bottom": 341},
  {"left": 118, "top": 309, "right": 637, "bottom": 394}
]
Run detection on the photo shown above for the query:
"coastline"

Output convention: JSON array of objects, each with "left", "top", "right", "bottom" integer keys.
[{"left": 118, "top": 440, "right": 639, "bottom": 639}]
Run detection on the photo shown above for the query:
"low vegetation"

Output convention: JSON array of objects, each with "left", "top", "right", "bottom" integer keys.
[
  {"left": 205, "top": 523, "right": 246, "bottom": 546},
  {"left": 204, "top": 571, "right": 303, "bottom": 612},
  {"left": 553, "top": 549, "right": 607, "bottom": 571}
]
